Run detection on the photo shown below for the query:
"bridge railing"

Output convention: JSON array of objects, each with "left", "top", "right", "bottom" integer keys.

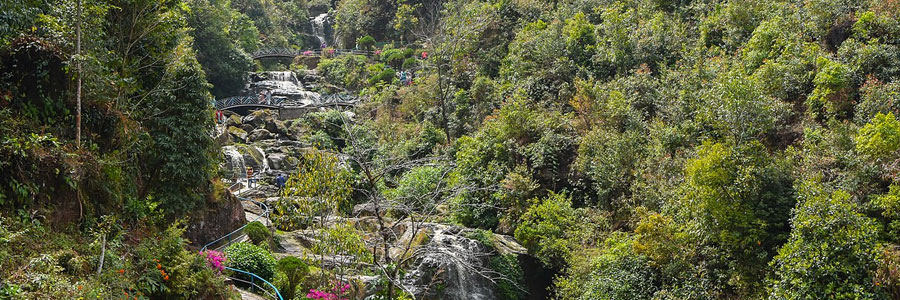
[
  {"left": 251, "top": 48, "right": 375, "bottom": 59},
  {"left": 215, "top": 95, "right": 286, "bottom": 110}
]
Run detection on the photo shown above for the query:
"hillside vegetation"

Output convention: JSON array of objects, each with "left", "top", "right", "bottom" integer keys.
[{"left": 2, "top": 0, "right": 900, "bottom": 299}]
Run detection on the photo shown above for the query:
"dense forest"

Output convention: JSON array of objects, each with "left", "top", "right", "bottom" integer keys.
[{"left": 2, "top": 0, "right": 900, "bottom": 299}]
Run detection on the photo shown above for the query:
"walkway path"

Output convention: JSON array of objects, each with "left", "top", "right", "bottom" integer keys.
[{"left": 237, "top": 287, "right": 269, "bottom": 300}]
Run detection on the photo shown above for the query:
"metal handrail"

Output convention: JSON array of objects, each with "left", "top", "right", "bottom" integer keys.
[
  {"left": 227, "top": 267, "right": 283, "bottom": 300},
  {"left": 215, "top": 96, "right": 286, "bottom": 110},
  {"left": 251, "top": 48, "right": 375, "bottom": 59}
]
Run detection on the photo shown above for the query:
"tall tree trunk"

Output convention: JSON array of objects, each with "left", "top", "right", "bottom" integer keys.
[
  {"left": 75, "top": 0, "right": 82, "bottom": 149},
  {"left": 96, "top": 234, "right": 106, "bottom": 275}
]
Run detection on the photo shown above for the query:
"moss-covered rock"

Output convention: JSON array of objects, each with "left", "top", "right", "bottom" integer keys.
[{"left": 228, "top": 126, "right": 248, "bottom": 143}]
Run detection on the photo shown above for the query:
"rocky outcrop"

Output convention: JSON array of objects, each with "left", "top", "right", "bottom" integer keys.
[
  {"left": 400, "top": 224, "right": 506, "bottom": 300},
  {"left": 248, "top": 129, "right": 273, "bottom": 142},
  {"left": 184, "top": 190, "right": 246, "bottom": 250},
  {"left": 270, "top": 213, "right": 528, "bottom": 300},
  {"left": 228, "top": 126, "right": 248, "bottom": 143}
]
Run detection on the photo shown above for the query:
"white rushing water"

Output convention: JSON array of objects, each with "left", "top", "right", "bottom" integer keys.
[
  {"left": 222, "top": 146, "right": 246, "bottom": 180},
  {"left": 402, "top": 226, "right": 495, "bottom": 300},
  {"left": 311, "top": 13, "right": 328, "bottom": 46},
  {"left": 253, "top": 145, "right": 270, "bottom": 174},
  {"left": 250, "top": 71, "right": 321, "bottom": 105}
]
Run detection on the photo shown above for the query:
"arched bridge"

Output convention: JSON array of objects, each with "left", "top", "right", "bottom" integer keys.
[
  {"left": 215, "top": 94, "right": 359, "bottom": 115},
  {"left": 215, "top": 95, "right": 284, "bottom": 110},
  {"left": 250, "top": 48, "right": 374, "bottom": 60}
]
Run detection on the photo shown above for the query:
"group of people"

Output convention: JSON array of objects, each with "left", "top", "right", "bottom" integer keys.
[
  {"left": 257, "top": 89, "right": 273, "bottom": 105},
  {"left": 398, "top": 70, "right": 414, "bottom": 86},
  {"left": 244, "top": 166, "right": 287, "bottom": 191},
  {"left": 214, "top": 109, "right": 225, "bottom": 124}
]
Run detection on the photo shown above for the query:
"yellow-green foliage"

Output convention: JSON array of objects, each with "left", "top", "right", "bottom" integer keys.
[
  {"left": 856, "top": 112, "right": 900, "bottom": 160},
  {"left": 273, "top": 150, "right": 352, "bottom": 230}
]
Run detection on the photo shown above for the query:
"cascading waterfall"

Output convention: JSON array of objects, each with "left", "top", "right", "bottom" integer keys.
[
  {"left": 402, "top": 226, "right": 495, "bottom": 300},
  {"left": 249, "top": 71, "right": 321, "bottom": 106},
  {"left": 222, "top": 146, "right": 247, "bottom": 180},
  {"left": 311, "top": 13, "right": 328, "bottom": 46},
  {"left": 254, "top": 145, "right": 270, "bottom": 173}
]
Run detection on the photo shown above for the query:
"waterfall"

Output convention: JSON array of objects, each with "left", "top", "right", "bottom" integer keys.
[
  {"left": 311, "top": 13, "right": 328, "bottom": 46},
  {"left": 248, "top": 71, "right": 321, "bottom": 106},
  {"left": 402, "top": 226, "right": 495, "bottom": 300},
  {"left": 222, "top": 146, "right": 246, "bottom": 180},
  {"left": 254, "top": 145, "right": 270, "bottom": 173}
]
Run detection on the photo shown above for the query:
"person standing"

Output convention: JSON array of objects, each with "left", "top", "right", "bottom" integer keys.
[
  {"left": 246, "top": 167, "right": 254, "bottom": 188},
  {"left": 275, "top": 174, "right": 286, "bottom": 192}
]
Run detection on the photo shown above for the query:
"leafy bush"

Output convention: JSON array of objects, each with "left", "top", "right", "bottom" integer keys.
[
  {"left": 318, "top": 55, "right": 370, "bottom": 90},
  {"left": 514, "top": 192, "right": 579, "bottom": 268},
  {"left": 224, "top": 242, "right": 276, "bottom": 281},
  {"left": 245, "top": 221, "right": 270, "bottom": 246},
  {"left": 557, "top": 234, "right": 659, "bottom": 300},
  {"left": 490, "top": 254, "right": 525, "bottom": 300},
  {"left": 367, "top": 63, "right": 396, "bottom": 85},
  {"left": 807, "top": 56, "right": 852, "bottom": 120},
  {"left": 385, "top": 52, "right": 406, "bottom": 69},
  {"left": 856, "top": 80, "right": 900, "bottom": 124},
  {"left": 769, "top": 181, "right": 882, "bottom": 299},
  {"left": 856, "top": 112, "right": 900, "bottom": 160},
  {"left": 275, "top": 256, "right": 308, "bottom": 300},
  {"left": 357, "top": 35, "right": 376, "bottom": 50},
  {"left": 385, "top": 166, "right": 445, "bottom": 212},
  {"left": 681, "top": 141, "right": 795, "bottom": 290},
  {"left": 401, "top": 57, "right": 418, "bottom": 70},
  {"left": 133, "top": 223, "right": 235, "bottom": 299}
]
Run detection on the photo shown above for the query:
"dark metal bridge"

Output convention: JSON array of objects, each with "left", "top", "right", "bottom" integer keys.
[
  {"left": 214, "top": 94, "right": 359, "bottom": 114},
  {"left": 215, "top": 95, "right": 284, "bottom": 110},
  {"left": 250, "top": 48, "right": 374, "bottom": 60}
]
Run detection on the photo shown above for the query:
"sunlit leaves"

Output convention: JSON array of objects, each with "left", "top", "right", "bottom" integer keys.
[
  {"left": 769, "top": 181, "right": 883, "bottom": 300},
  {"left": 856, "top": 112, "right": 900, "bottom": 161},
  {"left": 273, "top": 150, "right": 352, "bottom": 231}
]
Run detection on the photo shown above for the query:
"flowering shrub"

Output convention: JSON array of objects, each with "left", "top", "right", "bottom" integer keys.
[
  {"left": 224, "top": 242, "right": 276, "bottom": 281},
  {"left": 201, "top": 250, "right": 226, "bottom": 274},
  {"left": 306, "top": 282, "right": 351, "bottom": 300}
]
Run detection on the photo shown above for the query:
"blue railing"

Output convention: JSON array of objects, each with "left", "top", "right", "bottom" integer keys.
[
  {"left": 202, "top": 188, "right": 283, "bottom": 300},
  {"left": 227, "top": 267, "right": 283, "bottom": 300}
]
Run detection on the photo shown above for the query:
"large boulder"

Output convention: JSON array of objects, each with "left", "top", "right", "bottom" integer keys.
[
  {"left": 285, "top": 122, "right": 307, "bottom": 141},
  {"left": 270, "top": 120, "right": 289, "bottom": 137},
  {"left": 267, "top": 153, "right": 298, "bottom": 171},
  {"left": 214, "top": 128, "right": 233, "bottom": 146},
  {"left": 243, "top": 109, "right": 279, "bottom": 129},
  {"left": 225, "top": 113, "right": 242, "bottom": 127},
  {"left": 184, "top": 189, "right": 246, "bottom": 250},
  {"left": 248, "top": 128, "right": 273, "bottom": 142},
  {"left": 401, "top": 225, "right": 496, "bottom": 300},
  {"left": 228, "top": 126, "right": 248, "bottom": 143}
]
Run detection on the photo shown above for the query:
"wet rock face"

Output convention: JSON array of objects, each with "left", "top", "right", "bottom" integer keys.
[
  {"left": 184, "top": 190, "right": 246, "bottom": 249},
  {"left": 401, "top": 225, "right": 501, "bottom": 300},
  {"left": 248, "top": 129, "right": 273, "bottom": 142},
  {"left": 220, "top": 145, "right": 269, "bottom": 180},
  {"left": 244, "top": 71, "right": 321, "bottom": 105}
]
